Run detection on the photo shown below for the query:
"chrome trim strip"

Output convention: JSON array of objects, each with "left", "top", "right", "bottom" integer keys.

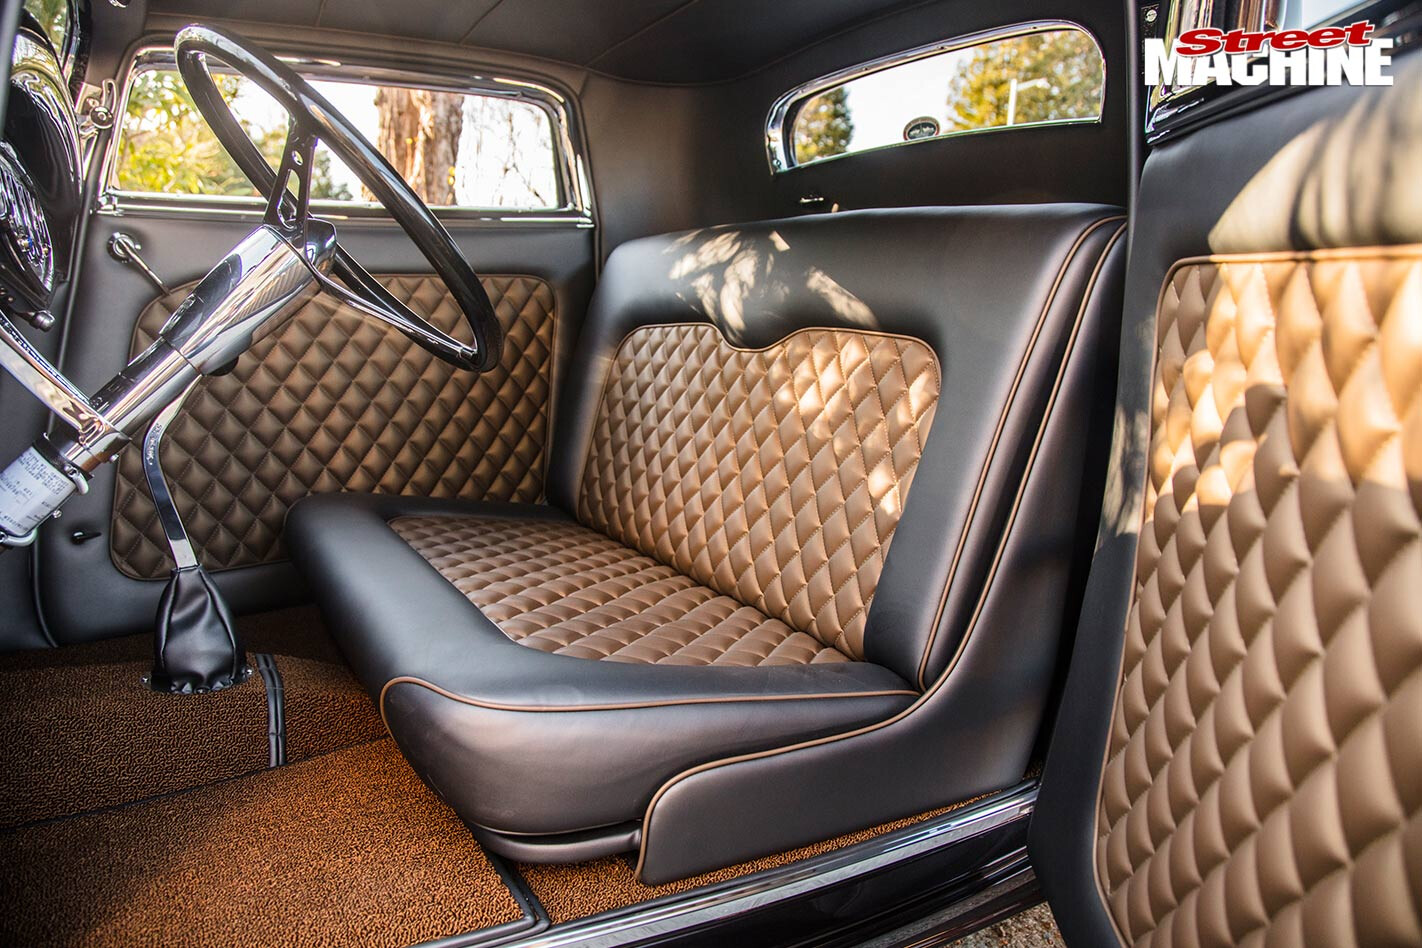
[
  {"left": 95, "top": 194, "right": 595, "bottom": 226},
  {"left": 100, "top": 46, "right": 593, "bottom": 222},
  {"left": 500, "top": 782, "right": 1037, "bottom": 948},
  {"left": 764, "top": 20, "right": 1105, "bottom": 174}
]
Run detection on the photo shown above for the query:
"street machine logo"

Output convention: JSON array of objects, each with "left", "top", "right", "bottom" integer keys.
[{"left": 1145, "top": 20, "right": 1394, "bottom": 88}]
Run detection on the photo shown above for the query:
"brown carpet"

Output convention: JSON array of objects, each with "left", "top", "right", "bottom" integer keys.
[
  {"left": 0, "top": 609, "right": 384, "bottom": 828},
  {"left": 0, "top": 660, "right": 271, "bottom": 828},
  {"left": 520, "top": 796, "right": 984, "bottom": 923},
  {"left": 0, "top": 740, "right": 525, "bottom": 948},
  {"left": 282, "top": 654, "right": 388, "bottom": 759}
]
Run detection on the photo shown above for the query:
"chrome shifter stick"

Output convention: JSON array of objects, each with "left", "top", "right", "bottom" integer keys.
[
  {"left": 141, "top": 380, "right": 201, "bottom": 572},
  {"left": 141, "top": 380, "right": 250, "bottom": 694}
]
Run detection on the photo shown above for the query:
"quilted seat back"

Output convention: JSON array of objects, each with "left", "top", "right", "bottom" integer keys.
[
  {"left": 576, "top": 322, "right": 941, "bottom": 660},
  {"left": 548, "top": 206, "right": 1126, "bottom": 683}
]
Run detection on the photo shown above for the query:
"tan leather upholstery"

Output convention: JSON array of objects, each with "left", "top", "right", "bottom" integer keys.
[
  {"left": 391, "top": 515, "right": 851, "bottom": 666},
  {"left": 577, "top": 324, "right": 940, "bottom": 661},
  {"left": 1095, "top": 248, "right": 1422, "bottom": 946},
  {"left": 110, "top": 275, "right": 556, "bottom": 579}
]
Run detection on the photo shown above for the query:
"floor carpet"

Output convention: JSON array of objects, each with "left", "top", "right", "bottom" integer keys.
[
  {"left": 0, "top": 608, "right": 385, "bottom": 828},
  {"left": 0, "top": 739, "right": 525, "bottom": 948}
]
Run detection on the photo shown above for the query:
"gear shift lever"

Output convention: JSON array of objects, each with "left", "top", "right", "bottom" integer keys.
[{"left": 141, "top": 383, "right": 249, "bottom": 694}]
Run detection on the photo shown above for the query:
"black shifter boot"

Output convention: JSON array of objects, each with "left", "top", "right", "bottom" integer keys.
[{"left": 148, "top": 564, "right": 250, "bottom": 693}]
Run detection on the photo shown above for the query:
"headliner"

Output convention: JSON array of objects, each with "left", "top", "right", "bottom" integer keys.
[{"left": 146, "top": 0, "right": 932, "bottom": 84}]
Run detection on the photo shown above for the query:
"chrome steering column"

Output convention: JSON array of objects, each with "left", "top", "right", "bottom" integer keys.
[{"left": 0, "top": 221, "right": 338, "bottom": 545}]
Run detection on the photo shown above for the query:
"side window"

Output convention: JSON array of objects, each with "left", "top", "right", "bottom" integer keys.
[
  {"left": 770, "top": 22, "right": 1105, "bottom": 171},
  {"left": 111, "top": 64, "right": 564, "bottom": 210},
  {"left": 22, "top": 0, "right": 68, "bottom": 53}
]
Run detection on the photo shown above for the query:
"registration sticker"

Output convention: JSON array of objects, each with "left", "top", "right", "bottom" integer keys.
[{"left": 0, "top": 447, "right": 76, "bottom": 536}]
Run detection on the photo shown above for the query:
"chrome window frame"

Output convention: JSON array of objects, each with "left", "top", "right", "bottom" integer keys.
[
  {"left": 764, "top": 19, "right": 1106, "bottom": 174},
  {"left": 99, "top": 46, "right": 594, "bottom": 225}
]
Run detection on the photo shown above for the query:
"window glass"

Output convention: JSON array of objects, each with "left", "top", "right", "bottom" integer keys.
[
  {"left": 1295, "top": 0, "right": 1368, "bottom": 26},
  {"left": 113, "top": 67, "right": 561, "bottom": 210},
  {"left": 23, "top": 0, "right": 68, "bottom": 54},
  {"left": 787, "top": 26, "right": 1104, "bottom": 167}
]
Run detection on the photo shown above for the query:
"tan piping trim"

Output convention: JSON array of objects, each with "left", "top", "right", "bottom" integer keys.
[
  {"left": 377, "top": 675, "right": 916, "bottom": 731},
  {"left": 912, "top": 215, "right": 1125, "bottom": 688},
  {"left": 1084, "top": 241, "right": 1422, "bottom": 946},
  {"left": 633, "top": 221, "right": 1128, "bottom": 879}
]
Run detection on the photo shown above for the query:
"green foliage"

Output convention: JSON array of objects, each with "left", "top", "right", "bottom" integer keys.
[
  {"left": 114, "top": 70, "right": 352, "bottom": 201},
  {"left": 792, "top": 87, "right": 854, "bottom": 164},
  {"left": 943, "top": 31, "right": 1104, "bottom": 133},
  {"left": 23, "top": 0, "right": 68, "bottom": 52}
]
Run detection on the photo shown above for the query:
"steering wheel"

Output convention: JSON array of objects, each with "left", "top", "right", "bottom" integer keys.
[
  {"left": 173, "top": 24, "right": 503, "bottom": 373},
  {"left": 0, "top": 24, "right": 508, "bottom": 553}
]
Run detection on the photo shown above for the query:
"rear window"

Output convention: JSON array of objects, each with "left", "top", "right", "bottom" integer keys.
[
  {"left": 772, "top": 22, "right": 1105, "bottom": 170},
  {"left": 112, "top": 65, "right": 563, "bottom": 210}
]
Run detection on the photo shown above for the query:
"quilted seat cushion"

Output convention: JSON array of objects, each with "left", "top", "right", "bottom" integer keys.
[{"left": 390, "top": 515, "right": 850, "bottom": 666}]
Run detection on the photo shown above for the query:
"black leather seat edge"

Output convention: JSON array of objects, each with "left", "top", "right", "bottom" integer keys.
[{"left": 286, "top": 206, "right": 1127, "bottom": 877}]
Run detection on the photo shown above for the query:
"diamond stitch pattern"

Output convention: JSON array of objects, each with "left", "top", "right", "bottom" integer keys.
[
  {"left": 1096, "top": 250, "right": 1422, "bottom": 947},
  {"left": 390, "top": 516, "right": 851, "bottom": 666},
  {"left": 576, "top": 324, "right": 940, "bottom": 661},
  {"left": 110, "top": 275, "right": 555, "bottom": 579}
]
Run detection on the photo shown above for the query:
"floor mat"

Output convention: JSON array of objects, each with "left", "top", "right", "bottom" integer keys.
[
  {"left": 0, "top": 660, "right": 271, "bottom": 828},
  {"left": 0, "top": 740, "right": 526, "bottom": 948},
  {"left": 0, "top": 608, "right": 384, "bottom": 828}
]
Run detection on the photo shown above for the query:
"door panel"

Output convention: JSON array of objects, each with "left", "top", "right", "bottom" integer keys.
[
  {"left": 110, "top": 272, "right": 556, "bottom": 580},
  {"left": 1033, "top": 43, "right": 1422, "bottom": 948},
  {"left": 38, "top": 209, "right": 594, "bottom": 642}
]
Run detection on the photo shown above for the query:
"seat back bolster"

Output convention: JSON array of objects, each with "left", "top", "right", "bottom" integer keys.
[{"left": 635, "top": 222, "right": 1128, "bottom": 885}]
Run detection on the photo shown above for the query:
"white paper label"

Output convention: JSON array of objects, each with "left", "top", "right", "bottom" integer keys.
[{"left": 0, "top": 448, "right": 75, "bottom": 536}]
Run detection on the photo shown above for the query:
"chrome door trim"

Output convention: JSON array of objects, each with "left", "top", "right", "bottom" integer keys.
[{"left": 496, "top": 782, "right": 1037, "bottom": 948}]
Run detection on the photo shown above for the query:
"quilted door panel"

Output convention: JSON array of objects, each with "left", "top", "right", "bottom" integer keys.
[
  {"left": 1095, "top": 248, "right": 1422, "bottom": 947},
  {"left": 110, "top": 274, "right": 556, "bottom": 579}
]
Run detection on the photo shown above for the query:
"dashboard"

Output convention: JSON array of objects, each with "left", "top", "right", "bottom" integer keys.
[{"left": 1, "top": 17, "right": 81, "bottom": 322}]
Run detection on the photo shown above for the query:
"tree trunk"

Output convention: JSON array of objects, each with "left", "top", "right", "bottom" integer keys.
[{"left": 370, "top": 88, "right": 465, "bottom": 204}]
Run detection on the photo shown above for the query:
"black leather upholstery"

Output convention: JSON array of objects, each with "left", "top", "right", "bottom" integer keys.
[
  {"left": 287, "top": 205, "right": 1126, "bottom": 878},
  {"left": 149, "top": 564, "right": 248, "bottom": 694},
  {"left": 288, "top": 494, "right": 915, "bottom": 835}
]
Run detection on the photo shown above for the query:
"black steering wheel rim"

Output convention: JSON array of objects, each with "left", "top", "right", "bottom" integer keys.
[{"left": 173, "top": 24, "right": 503, "bottom": 373}]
